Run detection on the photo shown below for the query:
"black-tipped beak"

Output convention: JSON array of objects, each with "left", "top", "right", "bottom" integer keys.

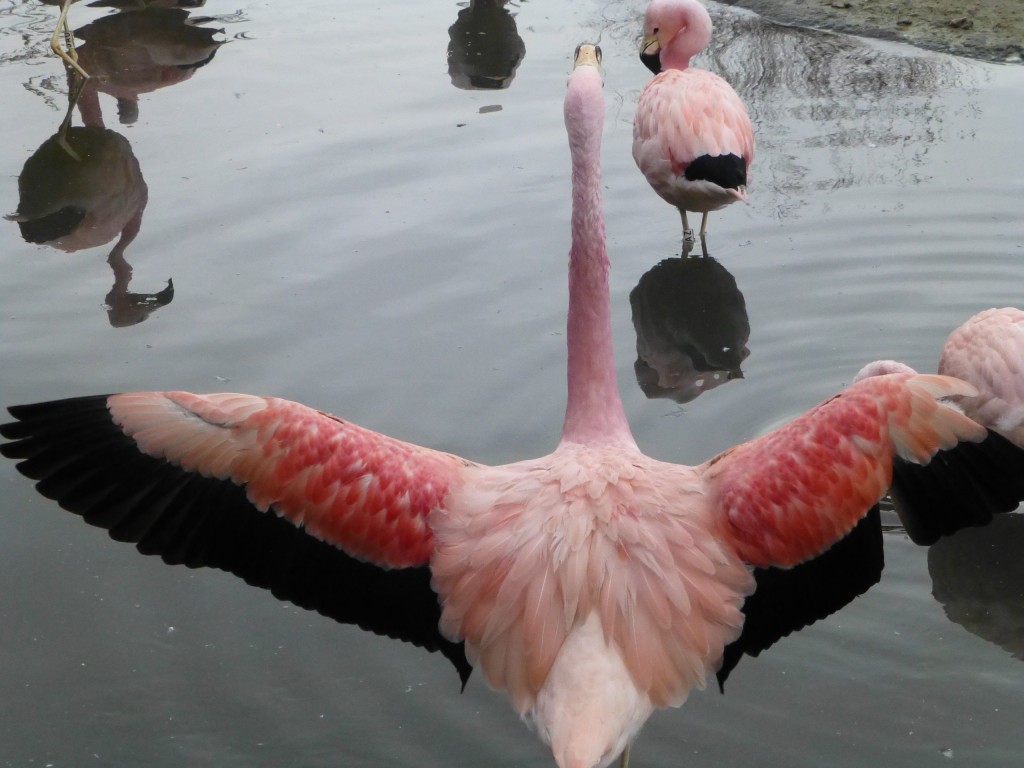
[{"left": 640, "top": 35, "right": 661, "bottom": 75}]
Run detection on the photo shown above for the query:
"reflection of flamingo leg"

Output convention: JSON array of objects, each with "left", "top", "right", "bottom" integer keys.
[
  {"left": 56, "top": 79, "right": 84, "bottom": 162},
  {"left": 51, "top": 0, "right": 90, "bottom": 81}
]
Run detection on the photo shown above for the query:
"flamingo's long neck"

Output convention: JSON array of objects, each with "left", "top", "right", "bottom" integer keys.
[{"left": 560, "top": 66, "right": 634, "bottom": 448}]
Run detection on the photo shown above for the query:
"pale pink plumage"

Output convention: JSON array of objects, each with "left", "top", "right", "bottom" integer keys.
[
  {"left": 855, "top": 308, "right": 1024, "bottom": 448},
  {"left": 632, "top": 0, "right": 754, "bottom": 242},
  {"left": 940, "top": 308, "right": 1024, "bottom": 447},
  {"left": 0, "top": 45, "right": 1009, "bottom": 768}
]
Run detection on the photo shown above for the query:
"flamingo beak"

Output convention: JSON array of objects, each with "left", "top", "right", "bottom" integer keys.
[
  {"left": 640, "top": 34, "right": 661, "bottom": 75},
  {"left": 573, "top": 43, "right": 603, "bottom": 72}
]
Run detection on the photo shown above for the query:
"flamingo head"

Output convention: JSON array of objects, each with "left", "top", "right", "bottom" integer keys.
[
  {"left": 639, "top": 0, "right": 713, "bottom": 74},
  {"left": 565, "top": 43, "right": 605, "bottom": 149},
  {"left": 572, "top": 42, "right": 603, "bottom": 74},
  {"left": 853, "top": 359, "right": 919, "bottom": 383}
]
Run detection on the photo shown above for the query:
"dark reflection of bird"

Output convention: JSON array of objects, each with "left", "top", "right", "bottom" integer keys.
[
  {"left": 633, "top": 0, "right": 754, "bottom": 247},
  {"left": 929, "top": 513, "right": 1024, "bottom": 661},
  {"left": 39, "top": 0, "right": 90, "bottom": 79},
  {"left": 854, "top": 308, "right": 1024, "bottom": 544},
  {"left": 447, "top": 0, "right": 525, "bottom": 90},
  {"left": 4, "top": 44, "right": 1024, "bottom": 768},
  {"left": 74, "top": 4, "right": 225, "bottom": 124},
  {"left": 40, "top": 0, "right": 208, "bottom": 79},
  {"left": 5, "top": 122, "right": 173, "bottom": 327},
  {"left": 630, "top": 254, "right": 749, "bottom": 404}
]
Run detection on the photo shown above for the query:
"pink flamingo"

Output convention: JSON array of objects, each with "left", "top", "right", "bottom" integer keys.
[
  {"left": 855, "top": 307, "right": 1024, "bottom": 543},
  {"left": 856, "top": 307, "right": 1024, "bottom": 448},
  {"left": 1, "top": 45, "right": 1017, "bottom": 768},
  {"left": 632, "top": 0, "right": 754, "bottom": 246}
]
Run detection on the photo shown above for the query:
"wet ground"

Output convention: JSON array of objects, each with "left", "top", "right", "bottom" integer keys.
[{"left": 726, "top": 0, "right": 1024, "bottom": 62}]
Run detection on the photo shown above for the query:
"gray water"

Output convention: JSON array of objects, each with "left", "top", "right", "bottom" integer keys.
[{"left": 1, "top": 0, "right": 1022, "bottom": 766}]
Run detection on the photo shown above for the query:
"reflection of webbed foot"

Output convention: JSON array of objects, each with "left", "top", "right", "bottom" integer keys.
[{"left": 105, "top": 278, "right": 175, "bottom": 328}]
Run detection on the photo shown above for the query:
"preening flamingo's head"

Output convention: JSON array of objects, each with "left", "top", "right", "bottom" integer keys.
[
  {"left": 853, "top": 359, "right": 919, "bottom": 383},
  {"left": 639, "top": 0, "right": 713, "bottom": 74}
]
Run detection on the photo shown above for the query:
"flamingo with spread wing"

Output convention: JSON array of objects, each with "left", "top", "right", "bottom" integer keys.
[{"left": 4, "top": 46, "right": 1023, "bottom": 768}]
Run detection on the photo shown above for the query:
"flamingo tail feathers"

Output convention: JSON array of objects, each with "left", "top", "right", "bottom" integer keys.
[{"left": 0, "top": 395, "right": 472, "bottom": 686}]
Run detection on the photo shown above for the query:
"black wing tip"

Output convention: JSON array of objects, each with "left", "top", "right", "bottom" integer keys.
[
  {"left": 1, "top": 393, "right": 472, "bottom": 686},
  {"left": 892, "top": 429, "right": 1024, "bottom": 545},
  {"left": 718, "top": 506, "right": 884, "bottom": 691}
]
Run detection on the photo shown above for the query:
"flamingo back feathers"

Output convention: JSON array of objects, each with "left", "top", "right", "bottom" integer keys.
[
  {"left": 633, "top": 69, "right": 754, "bottom": 212},
  {"left": 107, "top": 391, "right": 472, "bottom": 568},
  {"left": 431, "top": 445, "right": 752, "bottom": 716},
  {"left": 939, "top": 307, "right": 1024, "bottom": 446},
  {"left": 704, "top": 374, "right": 985, "bottom": 568}
]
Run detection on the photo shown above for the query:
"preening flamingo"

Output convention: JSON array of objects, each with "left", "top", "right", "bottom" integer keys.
[
  {"left": 855, "top": 307, "right": 1024, "bottom": 543},
  {"left": 4, "top": 45, "right": 1024, "bottom": 768},
  {"left": 632, "top": 0, "right": 754, "bottom": 246}
]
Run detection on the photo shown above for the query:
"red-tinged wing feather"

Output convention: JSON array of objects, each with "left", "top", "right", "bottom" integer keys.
[
  {"left": 96, "top": 391, "right": 475, "bottom": 567},
  {"left": 702, "top": 374, "right": 985, "bottom": 568},
  {"left": 0, "top": 394, "right": 473, "bottom": 682}
]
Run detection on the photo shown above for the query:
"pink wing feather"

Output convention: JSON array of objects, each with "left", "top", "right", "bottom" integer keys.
[
  {"left": 107, "top": 391, "right": 474, "bottom": 567},
  {"left": 702, "top": 373, "right": 985, "bottom": 568},
  {"left": 634, "top": 69, "right": 754, "bottom": 174}
]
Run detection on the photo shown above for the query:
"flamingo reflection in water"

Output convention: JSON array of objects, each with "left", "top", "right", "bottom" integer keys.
[
  {"left": 447, "top": 0, "right": 525, "bottom": 91},
  {"left": 40, "top": 0, "right": 209, "bottom": 80},
  {"left": 5, "top": 114, "right": 173, "bottom": 327},
  {"left": 630, "top": 254, "right": 749, "bottom": 404},
  {"left": 72, "top": 3, "right": 225, "bottom": 125},
  {"left": 4, "top": 46, "right": 1024, "bottom": 768}
]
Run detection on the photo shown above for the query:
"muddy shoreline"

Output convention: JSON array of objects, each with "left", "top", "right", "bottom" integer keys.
[{"left": 722, "top": 0, "right": 1023, "bottom": 63}]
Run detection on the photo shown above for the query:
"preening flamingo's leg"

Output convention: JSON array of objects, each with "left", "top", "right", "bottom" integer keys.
[
  {"left": 619, "top": 743, "right": 631, "bottom": 768},
  {"left": 698, "top": 232, "right": 709, "bottom": 258},
  {"left": 51, "top": 0, "right": 90, "bottom": 81},
  {"left": 698, "top": 211, "right": 709, "bottom": 239}
]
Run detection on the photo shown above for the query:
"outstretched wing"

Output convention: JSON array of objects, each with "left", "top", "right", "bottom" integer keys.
[
  {"left": 2, "top": 392, "right": 473, "bottom": 567},
  {"left": 717, "top": 504, "right": 884, "bottom": 690},
  {"left": 701, "top": 373, "right": 1008, "bottom": 568},
  {"left": 1, "top": 392, "right": 476, "bottom": 682}
]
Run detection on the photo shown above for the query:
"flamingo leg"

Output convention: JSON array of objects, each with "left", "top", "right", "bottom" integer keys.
[
  {"left": 51, "top": 0, "right": 90, "bottom": 81},
  {"left": 619, "top": 743, "right": 631, "bottom": 768},
  {"left": 698, "top": 232, "right": 709, "bottom": 258},
  {"left": 698, "top": 211, "right": 709, "bottom": 239},
  {"left": 679, "top": 208, "right": 694, "bottom": 244}
]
